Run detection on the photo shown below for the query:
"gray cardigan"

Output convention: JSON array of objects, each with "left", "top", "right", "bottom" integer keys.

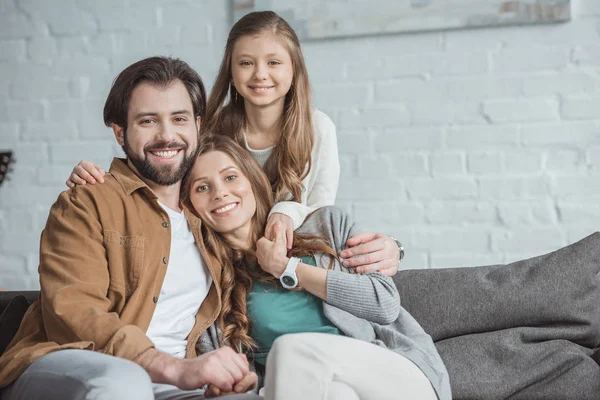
[{"left": 198, "top": 206, "right": 451, "bottom": 400}]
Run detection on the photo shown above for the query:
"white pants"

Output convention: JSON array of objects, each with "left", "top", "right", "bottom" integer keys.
[{"left": 263, "top": 333, "right": 438, "bottom": 400}]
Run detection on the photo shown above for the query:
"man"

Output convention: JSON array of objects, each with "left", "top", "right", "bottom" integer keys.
[{"left": 0, "top": 56, "right": 402, "bottom": 400}]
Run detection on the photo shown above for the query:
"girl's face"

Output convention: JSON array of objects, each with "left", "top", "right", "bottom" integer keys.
[
  {"left": 188, "top": 151, "right": 257, "bottom": 242},
  {"left": 231, "top": 31, "right": 294, "bottom": 110}
]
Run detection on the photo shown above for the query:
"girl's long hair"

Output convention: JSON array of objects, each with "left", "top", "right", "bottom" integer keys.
[
  {"left": 205, "top": 11, "right": 314, "bottom": 204},
  {"left": 182, "top": 134, "right": 336, "bottom": 353}
]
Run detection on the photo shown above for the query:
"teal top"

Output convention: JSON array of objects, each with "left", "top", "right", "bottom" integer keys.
[{"left": 247, "top": 256, "right": 341, "bottom": 366}]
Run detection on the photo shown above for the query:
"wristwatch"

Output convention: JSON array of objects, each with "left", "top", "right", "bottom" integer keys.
[
  {"left": 389, "top": 236, "right": 405, "bottom": 262},
  {"left": 280, "top": 257, "right": 300, "bottom": 289}
]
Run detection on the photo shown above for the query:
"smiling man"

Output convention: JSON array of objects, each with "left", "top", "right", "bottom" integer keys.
[{"left": 0, "top": 57, "right": 260, "bottom": 400}]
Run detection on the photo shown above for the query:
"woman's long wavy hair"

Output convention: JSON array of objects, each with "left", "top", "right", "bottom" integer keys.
[
  {"left": 182, "top": 134, "right": 336, "bottom": 353},
  {"left": 204, "top": 11, "right": 314, "bottom": 204}
]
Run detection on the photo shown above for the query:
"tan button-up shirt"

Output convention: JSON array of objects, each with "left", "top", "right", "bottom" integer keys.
[{"left": 0, "top": 159, "right": 222, "bottom": 387}]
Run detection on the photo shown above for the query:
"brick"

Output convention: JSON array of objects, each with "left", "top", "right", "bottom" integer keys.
[
  {"left": 375, "top": 78, "right": 442, "bottom": 103},
  {"left": 504, "top": 150, "right": 543, "bottom": 175},
  {"left": 559, "top": 202, "right": 600, "bottom": 223},
  {"left": 338, "top": 155, "right": 357, "bottom": 178},
  {"left": 573, "top": 45, "right": 600, "bottom": 66},
  {"left": 430, "top": 253, "right": 501, "bottom": 269},
  {"left": 545, "top": 149, "right": 583, "bottom": 174},
  {"left": 13, "top": 142, "right": 49, "bottom": 165},
  {"left": 11, "top": 76, "right": 71, "bottom": 101},
  {"left": 337, "top": 178, "right": 407, "bottom": 201},
  {"left": 411, "top": 228, "right": 490, "bottom": 252},
  {"left": 148, "top": 26, "right": 182, "bottom": 48},
  {"left": 497, "top": 200, "right": 556, "bottom": 226},
  {"left": 18, "top": 0, "right": 98, "bottom": 36},
  {"left": 0, "top": 39, "right": 26, "bottom": 61},
  {"left": 493, "top": 47, "right": 570, "bottom": 73},
  {"left": 428, "top": 51, "right": 489, "bottom": 76},
  {"left": 566, "top": 227, "right": 600, "bottom": 246},
  {"left": 427, "top": 201, "right": 496, "bottom": 224},
  {"left": 552, "top": 176, "right": 600, "bottom": 199},
  {"left": 398, "top": 252, "right": 429, "bottom": 270},
  {"left": 338, "top": 107, "right": 410, "bottom": 128},
  {"left": 480, "top": 177, "right": 549, "bottom": 200},
  {"left": 36, "top": 165, "right": 81, "bottom": 186},
  {"left": 376, "top": 128, "right": 443, "bottom": 151},
  {"left": 0, "top": 100, "right": 45, "bottom": 122},
  {"left": 0, "top": 165, "right": 36, "bottom": 186},
  {"left": 0, "top": 232, "right": 38, "bottom": 257},
  {"left": 314, "top": 84, "right": 370, "bottom": 109},
  {"left": 483, "top": 98, "right": 559, "bottom": 123},
  {"left": 337, "top": 130, "right": 374, "bottom": 154},
  {"left": 306, "top": 57, "right": 346, "bottom": 84},
  {"left": 442, "top": 76, "right": 523, "bottom": 101},
  {"left": 0, "top": 13, "right": 38, "bottom": 38},
  {"left": 407, "top": 178, "right": 477, "bottom": 200},
  {"left": 522, "top": 122, "right": 600, "bottom": 145},
  {"left": 430, "top": 153, "right": 464, "bottom": 176},
  {"left": 447, "top": 125, "right": 519, "bottom": 149},
  {"left": 79, "top": 1, "right": 158, "bottom": 31},
  {"left": 1, "top": 208, "right": 36, "bottom": 232},
  {"left": 0, "top": 274, "right": 40, "bottom": 290},
  {"left": 590, "top": 147, "right": 600, "bottom": 171},
  {"left": 27, "top": 37, "right": 58, "bottom": 63},
  {"left": 353, "top": 202, "right": 425, "bottom": 228},
  {"left": 390, "top": 154, "right": 429, "bottom": 177},
  {"left": 491, "top": 228, "right": 564, "bottom": 253},
  {"left": 0, "top": 123, "right": 19, "bottom": 143},
  {"left": 467, "top": 152, "right": 503, "bottom": 175},
  {"left": 561, "top": 95, "right": 600, "bottom": 120},
  {"left": 21, "top": 122, "right": 78, "bottom": 142},
  {"left": 49, "top": 141, "right": 116, "bottom": 165},
  {"left": 523, "top": 73, "right": 600, "bottom": 96},
  {"left": 576, "top": 0, "right": 600, "bottom": 16},
  {"left": 411, "top": 101, "right": 484, "bottom": 126},
  {"left": 357, "top": 154, "right": 394, "bottom": 177}
]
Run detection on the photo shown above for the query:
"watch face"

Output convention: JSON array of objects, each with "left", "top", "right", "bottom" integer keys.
[{"left": 281, "top": 275, "right": 295, "bottom": 287}]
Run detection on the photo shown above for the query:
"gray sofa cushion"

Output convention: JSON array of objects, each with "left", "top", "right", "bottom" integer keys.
[{"left": 395, "top": 231, "right": 600, "bottom": 399}]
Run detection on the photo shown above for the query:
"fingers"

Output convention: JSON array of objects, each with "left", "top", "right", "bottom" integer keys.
[
  {"left": 343, "top": 231, "right": 377, "bottom": 249},
  {"left": 378, "top": 265, "right": 399, "bottom": 277},
  {"left": 341, "top": 237, "right": 385, "bottom": 261},
  {"left": 205, "top": 385, "right": 221, "bottom": 398},
  {"left": 286, "top": 226, "right": 293, "bottom": 250},
  {"left": 264, "top": 219, "right": 274, "bottom": 241},
  {"left": 273, "top": 222, "right": 286, "bottom": 244},
  {"left": 343, "top": 249, "right": 386, "bottom": 270},
  {"left": 233, "top": 372, "right": 258, "bottom": 393}
]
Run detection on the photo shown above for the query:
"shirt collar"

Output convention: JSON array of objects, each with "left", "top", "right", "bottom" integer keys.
[{"left": 109, "top": 158, "right": 154, "bottom": 197}]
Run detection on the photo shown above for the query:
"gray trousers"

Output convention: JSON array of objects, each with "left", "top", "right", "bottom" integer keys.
[{"left": 0, "top": 349, "right": 262, "bottom": 400}]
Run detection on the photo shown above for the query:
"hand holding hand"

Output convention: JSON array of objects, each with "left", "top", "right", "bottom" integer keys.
[
  {"left": 66, "top": 160, "right": 106, "bottom": 188},
  {"left": 264, "top": 213, "right": 294, "bottom": 250},
  {"left": 256, "top": 222, "right": 289, "bottom": 278},
  {"left": 204, "top": 372, "right": 258, "bottom": 397},
  {"left": 339, "top": 232, "right": 400, "bottom": 276}
]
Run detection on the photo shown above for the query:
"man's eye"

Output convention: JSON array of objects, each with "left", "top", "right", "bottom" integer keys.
[
  {"left": 174, "top": 117, "right": 187, "bottom": 122},
  {"left": 141, "top": 119, "right": 153, "bottom": 124},
  {"left": 225, "top": 175, "right": 237, "bottom": 181}
]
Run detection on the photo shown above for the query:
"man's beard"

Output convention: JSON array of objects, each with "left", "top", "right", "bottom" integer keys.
[{"left": 123, "top": 133, "right": 197, "bottom": 186}]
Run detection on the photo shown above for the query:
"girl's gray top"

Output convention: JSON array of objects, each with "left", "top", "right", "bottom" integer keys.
[{"left": 198, "top": 206, "right": 451, "bottom": 400}]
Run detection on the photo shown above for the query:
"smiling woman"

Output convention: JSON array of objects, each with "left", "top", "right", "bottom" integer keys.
[{"left": 181, "top": 134, "right": 451, "bottom": 400}]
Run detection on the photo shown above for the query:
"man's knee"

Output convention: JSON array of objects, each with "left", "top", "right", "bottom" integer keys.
[{"left": 83, "top": 355, "right": 153, "bottom": 400}]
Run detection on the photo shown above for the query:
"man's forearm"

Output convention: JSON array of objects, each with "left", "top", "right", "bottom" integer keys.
[{"left": 134, "top": 347, "right": 180, "bottom": 385}]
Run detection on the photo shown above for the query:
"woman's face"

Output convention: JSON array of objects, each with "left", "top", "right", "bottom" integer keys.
[
  {"left": 188, "top": 150, "right": 257, "bottom": 241},
  {"left": 230, "top": 31, "right": 294, "bottom": 110}
]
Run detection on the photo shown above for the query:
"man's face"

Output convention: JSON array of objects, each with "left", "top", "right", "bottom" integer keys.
[{"left": 114, "top": 79, "right": 200, "bottom": 186}]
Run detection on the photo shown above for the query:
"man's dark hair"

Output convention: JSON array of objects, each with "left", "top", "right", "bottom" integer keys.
[{"left": 103, "top": 56, "right": 206, "bottom": 128}]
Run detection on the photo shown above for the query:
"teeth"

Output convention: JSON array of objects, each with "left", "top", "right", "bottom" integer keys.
[
  {"left": 251, "top": 86, "right": 271, "bottom": 92},
  {"left": 152, "top": 150, "right": 178, "bottom": 158},
  {"left": 215, "top": 203, "right": 237, "bottom": 214}
]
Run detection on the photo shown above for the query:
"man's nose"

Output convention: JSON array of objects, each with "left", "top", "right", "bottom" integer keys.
[{"left": 157, "top": 122, "right": 177, "bottom": 142}]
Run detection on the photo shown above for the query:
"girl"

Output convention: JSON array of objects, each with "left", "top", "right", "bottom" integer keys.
[{"left": 183, "top": 133, "right": 451, "bottom": 400}]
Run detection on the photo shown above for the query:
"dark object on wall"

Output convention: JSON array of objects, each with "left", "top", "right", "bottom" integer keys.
[{"left": 0, "top": 151, "right": 14, "bottom": 187}]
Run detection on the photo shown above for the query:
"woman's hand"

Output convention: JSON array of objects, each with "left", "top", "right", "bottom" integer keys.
[
  {"left": 339, "top": 233, "right": 400, "bottom": 276},
  {"left": 264, "top": 213, "right": 293, "bottom": 250},
  {"left": 66, "top": 161, "right": 106, "bottom": 188},
  {"left": 256, "top": 222, "right": 289, "bottom": 278}
]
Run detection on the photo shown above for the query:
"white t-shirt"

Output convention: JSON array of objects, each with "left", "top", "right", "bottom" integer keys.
[
  {"left": 146, "top": 202, "right": 212, "bottom": 358},
  {"left": 244, "top": 108, "right": 340, "bottom": 229}
]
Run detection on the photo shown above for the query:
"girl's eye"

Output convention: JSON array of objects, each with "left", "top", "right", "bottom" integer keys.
[
  {"left": 240, "top": 61, "right": 252, "bottom": 66},
  {"left": 196, "top": 184, "right": 209, "bottom": 192},
  {"left": 225, "top": 175, "right": 237, "bottom": 182},
  {"left": 268, "top": 61, "right": 281, "bottom": 65}
]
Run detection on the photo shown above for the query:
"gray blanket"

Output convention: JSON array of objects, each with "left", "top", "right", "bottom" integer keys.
[{"left": 394, "top": 232, "right": 600, "bottom": 399}]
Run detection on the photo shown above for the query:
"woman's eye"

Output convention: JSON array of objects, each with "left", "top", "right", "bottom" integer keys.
[
  {"left": 196, "top": 184, "right": 209, "bottom": 192},
  {"left": 225, "top": 175, "right": 237, "bottom": 182}
]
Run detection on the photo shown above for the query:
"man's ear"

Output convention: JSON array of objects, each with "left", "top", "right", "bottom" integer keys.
[
  {"left": 112, "top": 123, "right": 125, "bottom": 146},
  {"left": 195, "top": 116, "right": 201, "bottom": 134}
]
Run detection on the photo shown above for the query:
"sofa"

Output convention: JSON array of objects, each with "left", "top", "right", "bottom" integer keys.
[{"left": 2, "top": 232, "right": 600, "bottom": 399}]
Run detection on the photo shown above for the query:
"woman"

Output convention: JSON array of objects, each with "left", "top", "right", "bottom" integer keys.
[{"left": 183, "top": 134, "right": 451, "bottom": 400}]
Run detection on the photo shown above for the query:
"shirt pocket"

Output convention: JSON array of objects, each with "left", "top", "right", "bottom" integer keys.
[{"left": 104, "top": 230, "right": 145, "bottom": 295}]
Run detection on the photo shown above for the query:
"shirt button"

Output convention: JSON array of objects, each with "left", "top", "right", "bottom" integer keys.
[
  {"left": 162, "top": 221, "right": 169, "bottom": 228},
  {"left": 153, "top": 296, "right": 159, "bottom": 303},
  {"left": 163, "top": 257, "right": 169, "bottom": 264}
]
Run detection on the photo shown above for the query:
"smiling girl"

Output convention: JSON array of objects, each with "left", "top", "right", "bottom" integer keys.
[{"left": 182, "top": 134, "right": 450, "bottom": 400}]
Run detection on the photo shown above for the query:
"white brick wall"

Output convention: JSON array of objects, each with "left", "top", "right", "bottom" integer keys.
[{"left": 1, "top": 0, "right": 599, "bottom": 289}]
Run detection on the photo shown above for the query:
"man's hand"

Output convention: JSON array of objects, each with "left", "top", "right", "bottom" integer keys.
[
  {"left": 256, "top": 222, "right": 289, "bottom": 278},
  {"left": 66, "top": 160, "right": 106, "bottom": 188},
  {"left": 264, "top": 213, "right": 294, "bottom": 250},
  {"left": 204, "top": 372, "right": 258, "bottom": 397},
  {"left": 135, "top": 347, "right": 251, "bottom": 392},
  {"left": 339, "top": 233, "right": 400, "bottom": 276}
]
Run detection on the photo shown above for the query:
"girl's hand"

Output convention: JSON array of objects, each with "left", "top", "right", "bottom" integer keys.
[
  {"left": 66, "top": 161, "right": 106, "bottom": 188},
  {"left": 256, "top": 222, "right": 289, "bottom": 278},
  {"left": 265, "top": 213, "right": 293, "bottom": 250},
  {"left": 339, "top": 233, "right": 400, "bottom": 276},
  {"left": 204, "top": 372, "right": 258, "bottom": 398}
]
